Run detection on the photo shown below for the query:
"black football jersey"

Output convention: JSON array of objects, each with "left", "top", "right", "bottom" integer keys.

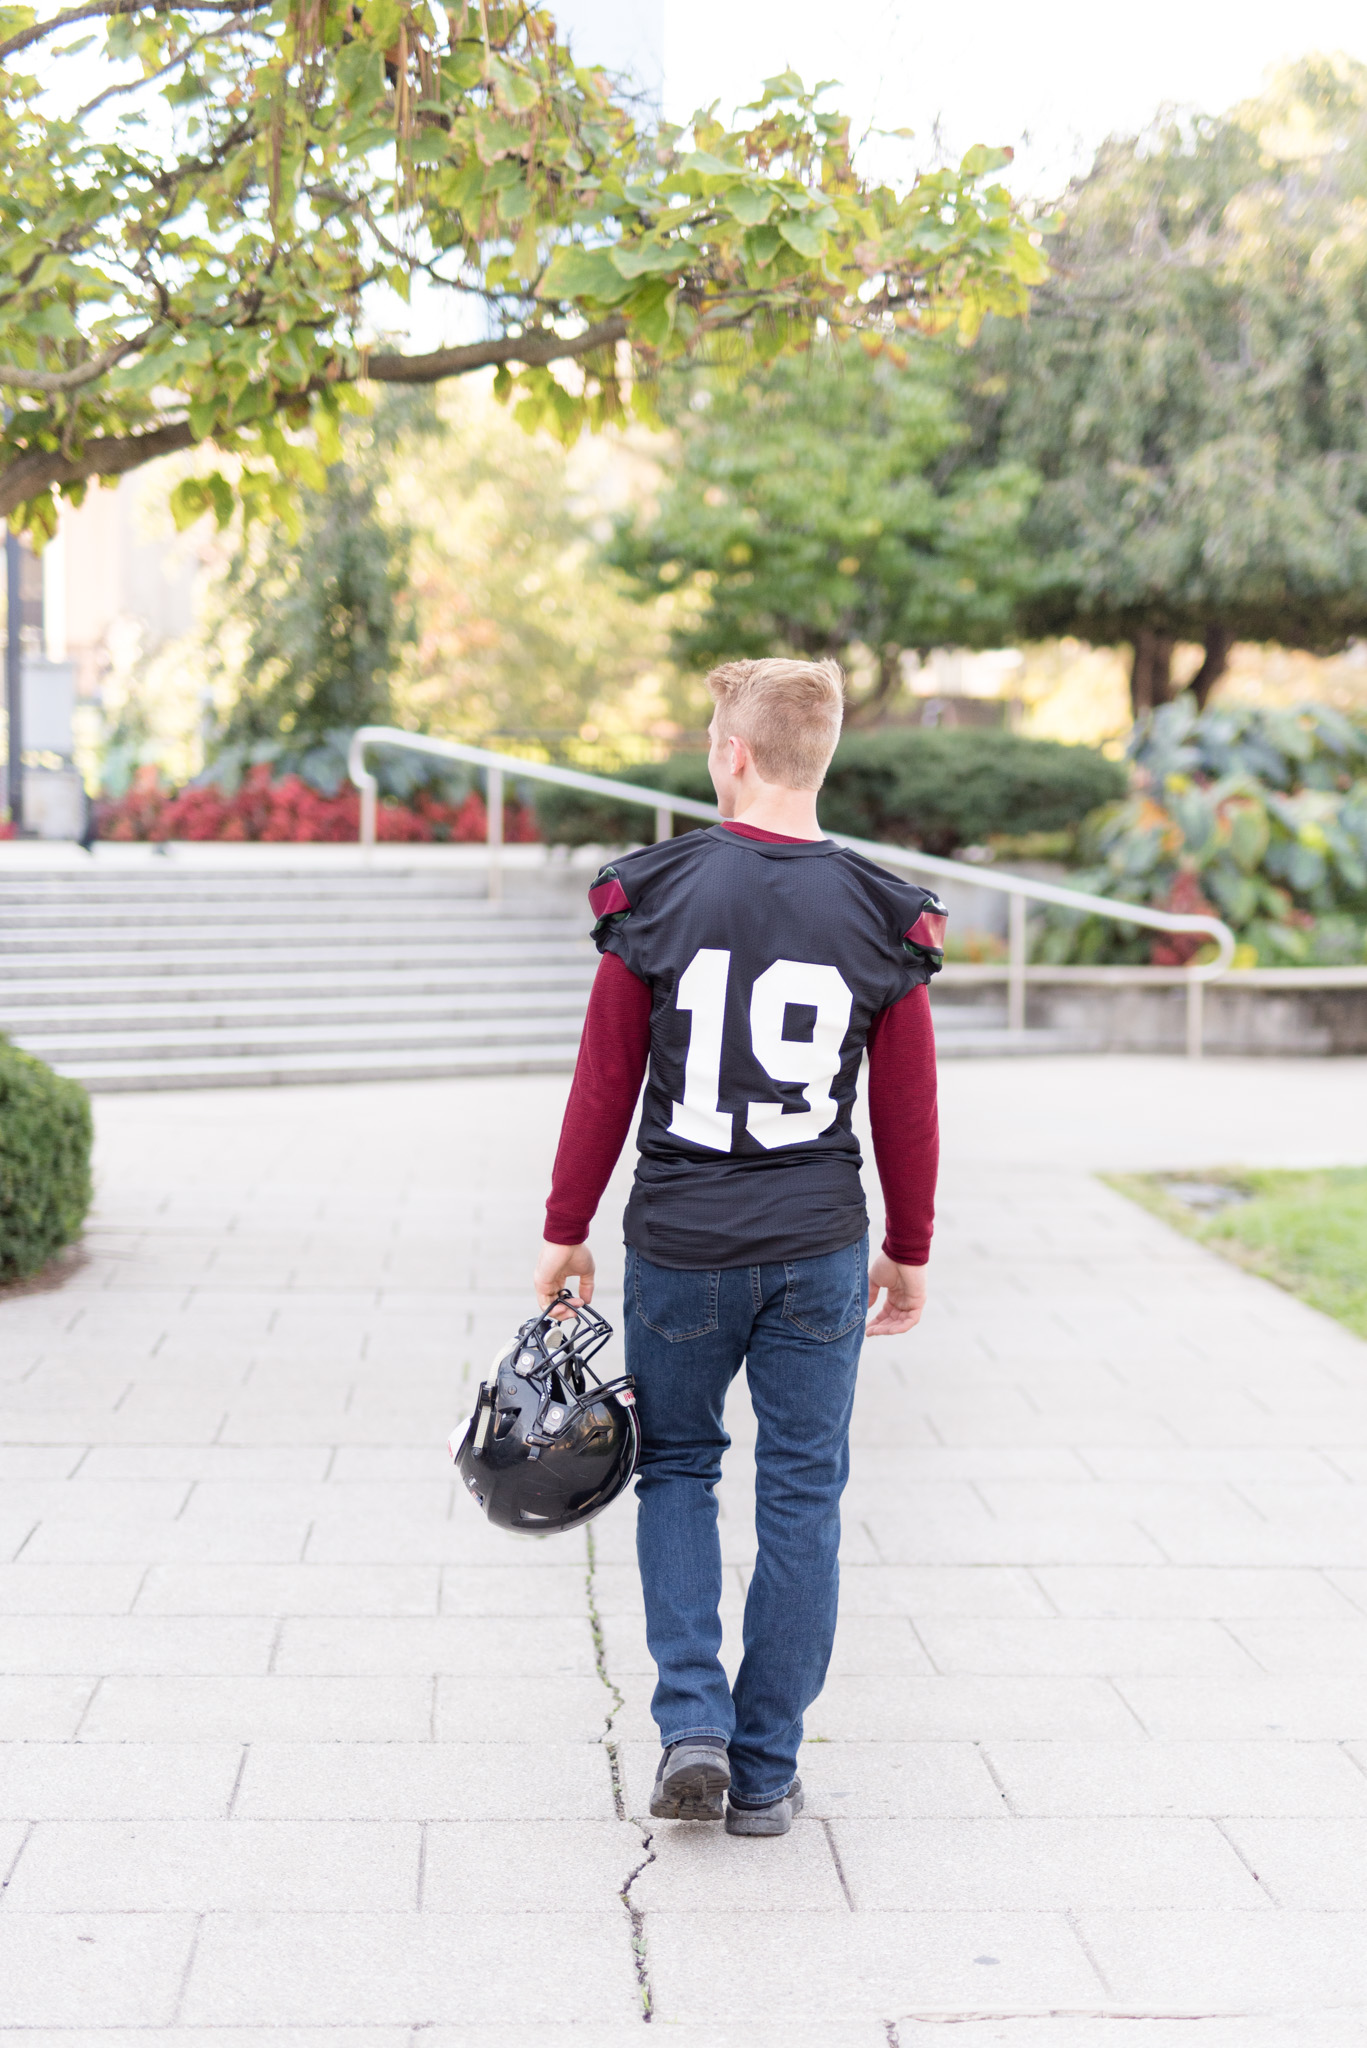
[{"left": 588, "top": 825, "right": 946, "bottom": 1269}]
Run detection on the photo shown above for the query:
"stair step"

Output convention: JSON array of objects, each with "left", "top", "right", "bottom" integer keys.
[
  {"left": 7, "top": 1012, "right": 588, "bottom": 1063},
  {"left": 0, "top": 943, "right": 595, "bottom": 979},
  {"left": 0, "top": 989, "right": 594, "bottom": 1035},
  {"left": 0, "top": 969, "right": 596, "bottom": 1011},
  {"left": 50, "top": 1042, "right": 588, "bottom": 1091}
]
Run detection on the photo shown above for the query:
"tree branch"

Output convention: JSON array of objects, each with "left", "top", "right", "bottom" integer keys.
[
  {"left": 0, "top": 318, "right": 631, "bottom": 517},
  {"left": 0, "top": 0, "right": 266, "bottom": 63},
  {"left": 0, "top": 418, "right": 195, "bottom": 520},
  {"left": 364, "top": 316, "right": 628, "bottom": 382},
  {"left": 0, "top": 331, "right": 155, "bottom": 395}
]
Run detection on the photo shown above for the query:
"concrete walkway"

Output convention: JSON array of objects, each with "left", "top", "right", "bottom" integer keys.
[{"left": 3, "top": 1055, "right": 1367, "bottom": 2046}]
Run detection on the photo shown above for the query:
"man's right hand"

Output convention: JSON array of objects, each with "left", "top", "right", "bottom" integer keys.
[{"left": 534, "top": 1240, "right": 596, "bottom": 1314}]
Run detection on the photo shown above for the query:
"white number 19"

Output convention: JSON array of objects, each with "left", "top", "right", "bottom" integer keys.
[{"left": 666, "top": 948, "right": 854, "bottom": 1154}]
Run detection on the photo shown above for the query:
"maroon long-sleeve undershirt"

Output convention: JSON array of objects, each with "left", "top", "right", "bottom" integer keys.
[{"left": 543, "top": 824, "right": 940, "bottom": 1264}]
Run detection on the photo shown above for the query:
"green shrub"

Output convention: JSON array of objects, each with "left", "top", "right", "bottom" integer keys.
[
  {"left": 533, "top": 729, "right": 1125, "bottom": 855},
  {"left": 0, "top": 1040, "right": 93, "bottom": 1285},
  {"left": 817, "top": 730, "right": 1126, "bottom": 855},
  {"left": 1038, "top": 698, "right": 1367, "bottom": 967},
  {"left": 533, "top": 755, "right": 717, "bottom": 847}
]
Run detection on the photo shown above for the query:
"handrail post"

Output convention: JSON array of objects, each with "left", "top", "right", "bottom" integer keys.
[
  {"left": 486, "top": 763, "right": 503, "bottom": 904},
  {"left": 655, "top": 806, "right": 672, "bottom": 844},
  {"left": 1007, "top": 892, "right": 1027, "bottom": 1033},
  {"left": 360, "top": 780, "right": 376, "bottom": 857},
  {"left": 1185, "top": 972, "right": 1204, "bottom": 1059}
]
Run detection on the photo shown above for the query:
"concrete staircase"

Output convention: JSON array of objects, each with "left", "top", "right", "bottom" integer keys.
[
  {"left": 0, "top": 861, "right": 597, "bottom": 1090},
  {"left": 0, "top": 856, "right": 1083, "bottom": 1090}
]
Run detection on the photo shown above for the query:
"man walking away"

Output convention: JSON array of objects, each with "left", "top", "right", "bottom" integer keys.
[{"left": 533, "top": 657, "right": 944, "bottom": 1835}]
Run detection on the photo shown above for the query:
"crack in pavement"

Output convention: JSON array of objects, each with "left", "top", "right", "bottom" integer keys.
[{"left": 586, "top": 1523, "right": 657, "bottom": 2024}]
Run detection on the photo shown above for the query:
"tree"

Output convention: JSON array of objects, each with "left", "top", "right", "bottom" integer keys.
[
  {"left": 0, "top": 3, "right": 1046, "bottom": 537},
  {"left": 975, "top": 56, "right": 1367, "bottom": 716},
  {"left": 608, "top": 342, "right": 1039, "bottom": 718},
  {"left": 388, "top": 377, "right": 675, "bottom": 750},
  {"left": 214, "top": 448, "right": 411, "bottom": 745}
]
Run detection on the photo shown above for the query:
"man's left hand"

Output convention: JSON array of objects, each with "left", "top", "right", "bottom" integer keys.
[{"left": 866, "top": 1251, "right": 927, "bottom": 1335}]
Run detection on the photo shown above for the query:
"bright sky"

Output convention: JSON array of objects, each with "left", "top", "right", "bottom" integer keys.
[{"left": 557, "top": 0, "right": 1367, "bottom": 198}]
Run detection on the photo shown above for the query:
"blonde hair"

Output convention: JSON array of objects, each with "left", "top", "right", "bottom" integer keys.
[{"left": 707, "top": 657, "right": 844, "bottom": 790}]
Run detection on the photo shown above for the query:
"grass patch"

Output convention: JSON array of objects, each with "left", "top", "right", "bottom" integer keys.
[{"left": 1105, "top": 1167, "right": 1367, "bottom": 1341}]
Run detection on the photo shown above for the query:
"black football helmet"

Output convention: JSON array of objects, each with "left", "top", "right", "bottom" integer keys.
[{"left": 449, "top": 1294, "right": 639, "bottom": 1534}]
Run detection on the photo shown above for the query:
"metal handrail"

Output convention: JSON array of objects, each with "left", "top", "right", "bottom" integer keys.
[{"left": 348, "top": 726, "right": 1236, "bottom": 1058}]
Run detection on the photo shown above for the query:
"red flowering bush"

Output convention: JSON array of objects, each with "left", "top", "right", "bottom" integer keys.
[
  {"left": 94, "top": 764, "right": 539, "bottom": 844},
  {"left": 1149, "top": 870, "right": 1221, "bottom": 968}
]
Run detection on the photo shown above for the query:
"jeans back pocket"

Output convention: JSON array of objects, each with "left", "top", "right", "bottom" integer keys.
[
  {"left": 630, "top": 1248, "right": 721, "bottom": 1342},
  {"left": 781, "top": 1237, "right": 868, "bottom": 1341}
]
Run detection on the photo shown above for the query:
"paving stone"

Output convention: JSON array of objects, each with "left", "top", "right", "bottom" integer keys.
[
  {"left": 416, "top": 2029, "right": 888, "bottom": 2048},
  {"left": 0, "top": 1676, "right": 95, "bottom": 1738},
  {"left": 422, "top": 1818, "right": 645, "bottom": 1911},
  {"left": 439, "top": 1562, "right": 595, "bottom": 1616},
  {"left": 234, "top": 1742, "right": 613, "bottom": 1821},
  {"left": 633, "top": 1814, "right": 848, "bottom": 1911},
  {"left": 645, "top": 1908, "right": 1102, "bottom": 2020},
  {"left": 79, "top": 1675, "right": 434, "bottom": 1742},
  {"left": 1117, "top": 1676, "right": 1367, "bottom": 1740},
  {"left": 1033, "top": 1567, "right": 1356, "bottom": 1618},
  {"left": 805, "top": 1675, "right": 1145, "bottom": 1741},
  {"left": 1077, "top": 1908, "right": 1367, "bottom": 2008},
  {"left": 0, "top": 1565, "right": 145, "bottom": 1615},
  {"left": 861, "top": 1513, "right": 1166, "bottom": 1566},
  {"left": 0, "top": 2035, "right": 415, "bottom": 2048},
  {"left": 1219, "top": 1819, "right": 1367, "bottom": 1908},
  {"left": 0, "top": 1448, "right": 84, "bottom": 1477},
  {"left": 434, "top": 1674, "right": 617, "bottom": 1743},
  {"left": 1227, "top": 1618, "right": 1367, "bottom": 1673},
  {"left": 77, "top": 1447, "right": 333, "bottom": 1481},
  {"left": 180, "top": 1910, "right": 640, "bottom": 2024},
  {"left": 134, "top": 1563, "right": 441, "bottom": 1616},
  {"left": 0, "top": 1914, "right": 198, "bottom": 2025},
  {"left": 827, "top": 1815, "right": 1265, "bottom": 1909},
  {"left": 835, "top": 1565, "right": 1054, "bottom": 1618},
  {"left": 0, "top": 1616, "right": 275, "bottom": 1676},
  {"left": 5, "top": 1818, "right": 421, "bottom": 1910},
  {"left": 273, "top": 1614, "right": 595, "bottom": 1676},
  {"left": 870, "top": 2018, "right": 1367, "bottom": 2046},
  {"left": 984, "top": 1741, "right": 1367, "bottom": 1816},
  {"left": 914, "top": 1617, "right": 1259, "bottom": 1676},
  {"left": 22, "top": 1519, "right": 311, "bottom": 1564},
  {"left": 0, "top": 1744, "right": 243, "bottom": 1818}
]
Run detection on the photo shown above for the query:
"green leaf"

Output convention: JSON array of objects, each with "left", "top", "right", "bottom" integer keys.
[
  {"left": 610, "top": 239, "right": 685, "bottom": 279},
  {"left": 205, "top": 472, "right": 235, "bottom": 528},
  {"left": 487, "top": 55, "right": 540, "bottom": 113},
  {"left": 777, "top": 215, "right": 826, "bottom": 258},
  {"left": 679, "top": 150, "right": 738, "bottom": 177},
  {"left": 721, "top": 183, "right": 776, "bottom": 226},
  {"left": 960, "top": 144, "right": 1013, "bottom": 178},
  {"left": 169, "top": 477, "right": 208, "bottom": 531},
  {"left": 539, "top": 244, "right": 635, "bottom": 305},
  {"left": 743, "top": 226, "right": 783, "bottom": 269},
  {"left": 188, "top": 396, "right": 220, "bottom": 441}
]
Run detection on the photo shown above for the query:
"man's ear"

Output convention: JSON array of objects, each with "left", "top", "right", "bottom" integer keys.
[{"left": 727, "top": 734, "right": 750, "bottom": 778}]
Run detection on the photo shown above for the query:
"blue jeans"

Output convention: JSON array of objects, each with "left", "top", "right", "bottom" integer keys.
[{"left": 624, "top": 1236, "right": 867, "bottom": 1807}]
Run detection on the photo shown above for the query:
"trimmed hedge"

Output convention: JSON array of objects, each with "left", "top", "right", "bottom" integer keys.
[
  {"left": 533, "top": 729, "right": 1127, "bottom": 856},
  {"left": 0, "top": 1039, "right": 93, "bottom": 1285}
]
